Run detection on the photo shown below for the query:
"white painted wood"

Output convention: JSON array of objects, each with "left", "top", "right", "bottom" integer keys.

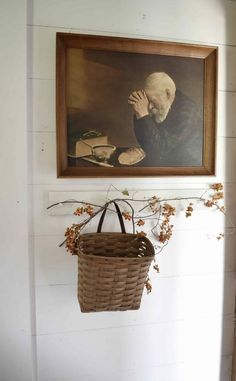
[
  {"left": 34, "top": 230, "right": 235, "bottom": 287},
  {"left": 219, "top": 45, "right": 236, "bottom": 92},
  {"left": 38, "top": 198, "right": 225, "bottom": 236},
  {"left": 47, "top": 188, "right": 214, "bottom": 215},
  {"left": 33, "top": 183, "right": 233, "bottom": 236},
  {"left": 34, "top": 235, "right": 78, "bottom": 286},
  {"left": 0, "top": 1, "right": 34, "bottom": 380},
  {"left": 29, "top": 25, "right": 236, "bottom": 94},
  {"left": 28, "top": 1, "right": 236, "bottom": 380},
  {"left": 31, "top": 79, "right": 56, "bottom": 132},
  {"left": 31, "top": 0, "right": 236, "bottom": 46},
  {"left": 216, "top": 137, "right": 236, "bottom": 182},
  {"left": 35, "top": 272, "right": 234, "bottom": 335},
  {"left": 36, "top": 316, "right": 233, "bottom": 380},
  {"left": 31, "top": 131, "right": 57, "bottom": 184},
  {"left": 28, "top": 26, "right": 70, "bottom": 80},
  {"left": 36, "top": 356, "right": 233, "bottom": 381},
  {"left": 218, "top": 91, "right": 236, "bottom": 137}
]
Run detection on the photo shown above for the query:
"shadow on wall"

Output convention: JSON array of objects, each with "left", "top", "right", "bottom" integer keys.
[{"left": 220, "top": 0, "right": 236, "bottom": 380}]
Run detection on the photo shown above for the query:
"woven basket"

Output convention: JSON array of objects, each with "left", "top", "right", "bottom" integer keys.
[{"left": 76, "top": 202, "right": 155, "bottom": 312}]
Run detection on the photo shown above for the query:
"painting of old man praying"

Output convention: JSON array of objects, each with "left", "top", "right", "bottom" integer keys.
[{"left": 56, "top": 33, "right": 217, "bottom": 177}]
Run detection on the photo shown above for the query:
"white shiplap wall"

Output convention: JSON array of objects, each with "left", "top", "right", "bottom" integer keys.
[
  {"left": 0, "top": 1, "right": 33, "bottom": 381},
  {"left": 28, "top": 1, "right": 236, "bottom": 380}
]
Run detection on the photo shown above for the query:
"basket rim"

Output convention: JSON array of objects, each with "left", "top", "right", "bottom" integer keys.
[
  {"left": 77, "top": 250, "right": 155, "bottom": 261},
  {"left": 77, "top": 232, "right": 155, "bottom": 257},
  {"left": 78, "top": 232, "right": 141, "bottom": 237}
]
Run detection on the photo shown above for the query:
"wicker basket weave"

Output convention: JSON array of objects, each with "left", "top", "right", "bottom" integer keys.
[{"left": 76, "top": 202, "right": 155, "bottom": 312}]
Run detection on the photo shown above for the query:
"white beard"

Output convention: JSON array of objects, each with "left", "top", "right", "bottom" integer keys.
[{"left": 151, "top": 102, "right": 171, "bottom": 124}]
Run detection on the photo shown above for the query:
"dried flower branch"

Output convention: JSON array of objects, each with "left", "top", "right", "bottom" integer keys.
[{"left": 47, "top": 183, "right": 230, "bottom": 291}]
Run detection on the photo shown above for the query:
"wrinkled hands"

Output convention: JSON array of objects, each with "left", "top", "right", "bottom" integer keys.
[{"left": 128, "top": 90, "right": 149, "bottom": 119}]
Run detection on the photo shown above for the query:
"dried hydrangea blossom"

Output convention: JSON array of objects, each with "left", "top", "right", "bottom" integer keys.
[
  {"left": 185, "top": 203, "right": 194, "bottom": 218},
  {"left": 65, "top": 224, "right": 81, "bottom": 254},
  {"left": 122, "top": 211, "right": 132, "bottom": 221}
]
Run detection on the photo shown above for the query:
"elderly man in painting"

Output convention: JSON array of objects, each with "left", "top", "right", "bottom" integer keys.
[{"left": 128, "top": 72, "right": 203, "bottom": 167}]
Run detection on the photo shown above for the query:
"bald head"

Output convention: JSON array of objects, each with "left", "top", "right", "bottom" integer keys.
[
  {"left": 144, "top": 72, "right": 176, "bottom": 123},
  {"left": 145, "top": 72, "right": 176, "bottom": 96}
]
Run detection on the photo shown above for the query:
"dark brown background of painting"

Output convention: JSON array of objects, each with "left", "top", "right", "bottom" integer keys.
[{"left": 66, "top": 48, "right": 204, "bottom": 147}]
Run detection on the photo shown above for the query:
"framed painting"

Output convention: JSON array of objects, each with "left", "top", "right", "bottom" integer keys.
[{"left": 56, "top": 32, "right": 217, "bottom": 177}]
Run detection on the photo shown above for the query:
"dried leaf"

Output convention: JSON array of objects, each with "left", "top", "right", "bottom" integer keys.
[
  {"left": 153, "top": 264, "right": 160, "bottom": 273},
  {"left": 122, "top": 189, "right": 129, "bottom": 196},
  {"left": 145, "top": 278, "right": 152, "bottom": 294}
]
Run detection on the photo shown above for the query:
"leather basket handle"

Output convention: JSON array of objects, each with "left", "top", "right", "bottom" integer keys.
[{"left": 97, "top": 202, "right": 126, "bottom": 234}]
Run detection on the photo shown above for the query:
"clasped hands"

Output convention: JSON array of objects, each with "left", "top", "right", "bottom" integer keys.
[{"left": 128, "top": 90, "right": 149, "bottom": 119}]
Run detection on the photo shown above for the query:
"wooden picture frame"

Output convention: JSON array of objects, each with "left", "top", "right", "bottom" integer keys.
[{"left": 56, "top": 32, "right": 217, "bottom": 177}]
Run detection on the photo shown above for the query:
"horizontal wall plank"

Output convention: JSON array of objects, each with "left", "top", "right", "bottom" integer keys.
[
  {"left": 34, "top": 229, "right": 235, "bottom": 287},
  {"left": 37, "top": 356, "right": 233, "bottom": 381},
  {"left": 218, "top": 45, "right": 236, "bottom": 92},
  {"left": 29, "top": 79, "right": 55, "bottom": 132},
  {"left": 28, "top": 26, "right": 69, "bottom": 80},
  {"left": 35, "top": 272, "right": 234, "bottom": 335},
  {"left": 46, "top": 185, "right": 235, "bottom": 232},
  {"left": 31, "top": 131, "right": 57, "bottom": 184},
  {"left": 218, "top": 91, "right": 236, "bottom": 137},
  {"left": 37, "top": 355, "right": 233, "bottom": 381},
  {"left": 33, "top": 182, "right": 236, "bottom": 236},
  {"left": 30, "top": 2, "right": 236, "bottom": 380},
  {"left": 216, "top": 137, "right": 236, "bottom": 182},
  {"left": 29, "top": 26, "right": 236, "bottom": 93},
  {"left": 36, "top": 316, "right": 234, "bottom": 380},
  {"left": 33, "top": 188, "right": 227, "bottom": 235},
  {"left": 35, "top": 236, "right": 77, "bottom": 286},
  {"left": 31, "top": 0, "right": 236, "bottom": 46}
]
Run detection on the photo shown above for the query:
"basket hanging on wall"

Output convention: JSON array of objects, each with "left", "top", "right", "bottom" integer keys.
[{"left": 75, "top": 201, "right": 155, "bottom": 312}]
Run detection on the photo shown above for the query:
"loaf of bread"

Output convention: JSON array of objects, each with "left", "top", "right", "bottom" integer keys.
[{"left": 118, "top": 147, "right": 146, "bottom": 166}]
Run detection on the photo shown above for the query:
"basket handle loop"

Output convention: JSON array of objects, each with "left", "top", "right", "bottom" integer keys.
[{"left": 97, "top": 201, "right": 126, "bottom": 234}]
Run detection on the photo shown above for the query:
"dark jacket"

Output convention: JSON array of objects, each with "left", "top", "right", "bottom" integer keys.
[{"left": 134, "top": 91, "right": 203, "bottom": 167}]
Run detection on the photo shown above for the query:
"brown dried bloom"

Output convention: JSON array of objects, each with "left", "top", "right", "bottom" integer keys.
[
  {"left": 204, "top": 200, "right": 214, "bottom": 208},
  {"left": 153, "top": 264, "right": 160, "bottom": 273},
  {"left": 212, "top": 192, "right": 224, "bottom": 201},
  {"left": 185, "top": 203, "right": 194, "bottom": 218},
  {"left": 145, "top": 278, "right": 152, "bottom": 294},
  {"left": 137, "top": 219, "right": 145, "bottom": 226},
  {"left": 122, "top": 211, "right": 132, "bottom": 221},
  {"left": 84, "top": 204, "right": 94, "bottom": 216},
  {"left": 149, "top": 196, "right": 160, "bottom": 212},
  {"left": 158, "top": 228, "right": 173, "bottom": 243},
  {"left": 65, "top": 224, "right": 81, "bottom": 254},
  {"left": 162, "top": 203, "right": 176, "bottom": 217},
  {"left": 157, "top": 203, "right": 175, "bottom": 244},
  {"left": 74, "top": 207, "right": 84, "bottom": 216},
  {"left": 204, "top": 183, "right": 224, "bottom": 210},
  {"left": 211, "top": 183, "right": 223, "bottom": 191}
]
